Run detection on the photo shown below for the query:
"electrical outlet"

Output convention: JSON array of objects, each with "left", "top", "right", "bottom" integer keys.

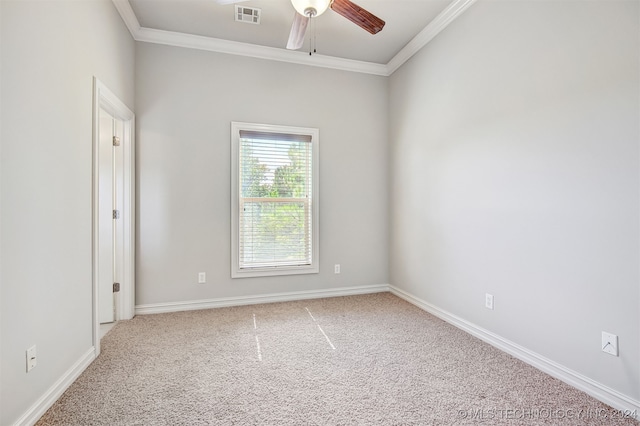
[
  {"left": 334, "top": 264, "right": 340, "bottom": 274},
  {"left": 198, "top": 272, "right": 206, "bottom": 284},
  {"left": 26, "top": 345, "right": 37, "bottom": 372},
  {"left": 485, "top": 293, "right": 494, "bottom": 310},
  {"left": 602, "top": 331, "right": 618, "bottom": 356}
]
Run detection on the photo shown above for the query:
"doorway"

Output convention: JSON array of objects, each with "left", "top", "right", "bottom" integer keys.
[
  {"left": 98, "top": 107, "right": 123, "bottom": 325},
  {"left": 92, "top": 78, "right": 135, "bottom": 356}
]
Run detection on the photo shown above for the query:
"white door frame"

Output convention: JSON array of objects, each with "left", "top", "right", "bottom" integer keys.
[{"left": 92, "top": 77, "right": 135, "bottom": 356}]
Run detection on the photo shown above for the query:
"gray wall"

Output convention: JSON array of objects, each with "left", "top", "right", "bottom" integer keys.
[
  {"left": 0, "top": 1, "right": 135, "bottom": 423},
  {"left": 389, "top": 0, "right": 639, "bottom": 400},
  {"left": 135, "top": 43, "right": 389, "bottom": 305}
]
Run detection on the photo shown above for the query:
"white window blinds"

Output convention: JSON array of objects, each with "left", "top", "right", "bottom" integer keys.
[{"left": 238, "top": 130, "right": 313, "bottom": 270}]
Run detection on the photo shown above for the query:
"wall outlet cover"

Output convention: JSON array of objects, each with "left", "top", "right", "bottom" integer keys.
[
  {"left": 485, "top": 293, "right": 494, "bottom": 310},
  {"left": 26, "top": 345, "right": 37, "bottom": 372}
]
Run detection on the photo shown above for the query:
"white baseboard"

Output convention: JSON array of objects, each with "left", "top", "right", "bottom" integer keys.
[
  {"left": 13, "top": 348, "right": 96, "bottom": 426},
  {"left": 388, "top": 285, "right": 640, "bottom": 419},
  {"left": 135, "top": 284, "right": 390, "bottom": 315}
]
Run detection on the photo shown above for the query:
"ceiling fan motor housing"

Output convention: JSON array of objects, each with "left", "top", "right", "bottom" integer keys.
[
  {"left": 286, "top": 0, "right": 385, "bottom": 51},
  {"left": 291, "top": 0, "right": 331, "bottom": 17}
]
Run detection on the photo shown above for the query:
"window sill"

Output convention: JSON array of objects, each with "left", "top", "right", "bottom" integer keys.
[{"left": 231, "top": 264, "right": 319, "bottom": 279}]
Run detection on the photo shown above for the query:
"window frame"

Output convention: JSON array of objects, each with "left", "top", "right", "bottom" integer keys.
[{"left": 230, "top": 122, "right": 319, "bottom": 278}]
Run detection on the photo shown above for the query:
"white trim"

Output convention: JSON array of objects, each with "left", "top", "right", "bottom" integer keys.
[
  {"left": 135, "top": 284, "right": 390, "bottom": 315},
  {"left": 388, "top": 285, "right": 640, "bottom": 417},
  {"left": 12, "top": 348, "right": 95, "bottom": 426},
  {"left": 136, "top": 27, "right": 389, "bottom": 76},
  {"left": 110, "top": 0, "right": 474, "bottom": 77},
  {"left": 386, "top": 0, "right": 477, "bottom": 75},
  {"left": 92, "top": 78, "right": 136, "bottom": 357},
  {"left": 111, "top": 0, "right": 141, "bottom": 36},
  {"left": 121, "top": 113, "right": 136, "bottom": 321}
]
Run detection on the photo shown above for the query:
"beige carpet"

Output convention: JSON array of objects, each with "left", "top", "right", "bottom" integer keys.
[{"left": 37, "top": 293, "right": 637, "bottom": 425}]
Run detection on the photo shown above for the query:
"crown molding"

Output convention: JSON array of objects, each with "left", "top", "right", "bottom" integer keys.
[
  {"left": 386, "top": 0, "right": 477, "bottom": 75},
  {"left": 112, "top": 0, "right": 141, "bottom": 35},
  {"left": 135, "top": 27, "right": 389, "bottom": 76},
  {"left": 111, "top": 0, "right": 475, "bottom": 77}
]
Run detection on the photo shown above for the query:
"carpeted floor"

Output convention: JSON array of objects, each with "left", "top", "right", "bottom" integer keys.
[{"left": 37, "top": 293, "right": 637, "bottom": 425}]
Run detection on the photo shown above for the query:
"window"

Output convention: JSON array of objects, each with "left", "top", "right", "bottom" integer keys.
[{"left": 231, "top": 122, "right": 319, "bottom": 278}]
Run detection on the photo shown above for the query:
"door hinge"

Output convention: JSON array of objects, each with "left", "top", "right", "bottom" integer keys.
[
  {"left": 112, "top": 136, "right": 120, "bottom": 147},
  {"left": 113, "top": 210, "right": 120, "bottom": 219},
  {"left": 113, "top": 282, "right": 120, "bottom": 293}
]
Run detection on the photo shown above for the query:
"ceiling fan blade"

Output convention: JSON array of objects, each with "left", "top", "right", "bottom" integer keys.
[
  {"left": 330, "top": 0, "right": 385, "bottom": 35},
  {"left": 286, "top": 12, "right": 310, "bottom": 50}
]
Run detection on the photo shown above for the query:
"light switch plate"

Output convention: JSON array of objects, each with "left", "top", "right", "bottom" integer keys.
[{"left": 602, "top": 331, "right": 618, "bottom": 356}]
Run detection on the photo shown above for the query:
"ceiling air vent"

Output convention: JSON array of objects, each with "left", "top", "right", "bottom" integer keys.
[{"left": 235, "top": 5, "right": 261, "bottom": 24}]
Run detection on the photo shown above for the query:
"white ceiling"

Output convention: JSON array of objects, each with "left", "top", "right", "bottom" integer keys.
[
  {"left": 114, "top": 0, "right": 476, "bottom": 75},
  {"left": 128, "top": 0, "right": 452, "bottom": 64}
]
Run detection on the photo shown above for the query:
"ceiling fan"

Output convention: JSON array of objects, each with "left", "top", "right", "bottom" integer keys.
[{"left": 217, "top": 0, "right": 385, "bottom": 51}]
